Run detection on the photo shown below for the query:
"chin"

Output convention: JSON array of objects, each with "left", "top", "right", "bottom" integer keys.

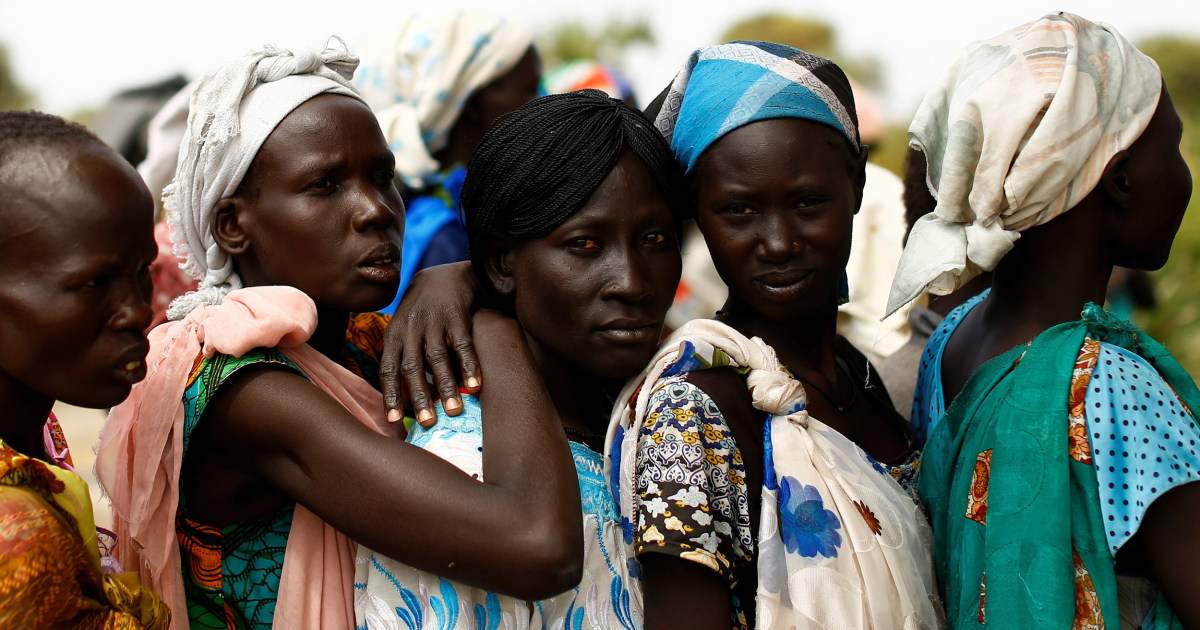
[
  {"left": 62, "top": 383, "right": 134, "bottom": 410},
  {"left": 582, "top": 346, "right": 660, "bottom": 381}
]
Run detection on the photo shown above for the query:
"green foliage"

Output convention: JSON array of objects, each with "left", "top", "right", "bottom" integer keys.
[
  {"left": 722, "top": 15, "right": 835, "bottom": 55},
  {"left": 1139, "top": 36, "right": 1200, "bottom": 118},
  {"left": 717, "top": 13, "right": 881, "bottom": 89},
  {"left": 0, "top": 42, "right": 32, "bottom": 111},
  {"left": 867, "top": 123, "right": 911, "bottom": 172},
  {"left": 1114, "top": 36, "right": 1200, "bottom": 373},
  {"left": 538, "top": 17, "right": 654, "bottom": 68}
]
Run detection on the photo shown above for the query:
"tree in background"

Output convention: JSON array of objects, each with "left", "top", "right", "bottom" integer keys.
[
  {"left": 538, "top": 17, "right": 654, "bottom": 69},
  {"left": 0, "top": 42, "right": 32, "bottom": 110},
  {"left": 719, "top": 14, "right": 881, "bottom": 89}
]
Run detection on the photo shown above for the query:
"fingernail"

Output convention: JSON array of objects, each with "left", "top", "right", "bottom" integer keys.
[
  {"left": 417, "top": 409, "right": 435, "bottom": 426},
  {"left": 466, "top": 377, "right": 480, "bottom": 390},
  {"left": 444, "top": 397, "right": 462, "bottom": 413},
  {"left": 387, "top": 409, "right": 402, "bottom": 423}
]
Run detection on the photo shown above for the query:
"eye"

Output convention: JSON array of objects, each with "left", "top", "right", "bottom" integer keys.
[
  {"left": 794, "top": 196, "right": 828, "bottom": 210},
  {"left": 82, "top": 275, "right": 111, "bottom": 289},
  {"left": 306, "top": 178, "right": 338, "bottom": 195},
  {"left": 566, "top": 237, "right": 599, "bottom": 250},
  {"left": 722, "top": 204, "right": 755, "bottom": 216},
  {"left": 373, "top": 169, "right": 396, "bottom": 186},
  {"left": 643, "top": 232, "right": 667, "bottom": 245}
]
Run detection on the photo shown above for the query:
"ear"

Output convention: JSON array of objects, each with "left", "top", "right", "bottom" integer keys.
[
  {"left": 483, "top": 236, "right": 517, "bottom": 297},
  {"left": 1100, "top": 150, "right": 1133, "bottom": 210},
  {"left": 850, "top": 144, "right": 870, "bottom": 214},
  {"left": 212, "top": 197, "right": 250, "bottom": 256}
]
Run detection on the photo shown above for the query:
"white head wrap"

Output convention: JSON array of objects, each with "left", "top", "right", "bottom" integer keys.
[
  {"left": 354, "top": 9, "right": 533, "bottom": 189},
  {"left": 885, "top": 12, "right": 1162, "bottom": 316},
  {"left": 165, "top": 38, "right": 364, "bottom": 320}
]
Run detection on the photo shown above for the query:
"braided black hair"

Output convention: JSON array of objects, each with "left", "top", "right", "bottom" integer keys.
[
  {"left": 0, "top": 110, "right": 104, "bottom": 170},
  {"left": 461, "top": 89, "right": 685, "bottom": 293}
]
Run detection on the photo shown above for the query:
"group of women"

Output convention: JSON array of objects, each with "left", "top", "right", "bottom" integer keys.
[{"left": 0, "top": 8, "right": 1196, "bottom": 630}]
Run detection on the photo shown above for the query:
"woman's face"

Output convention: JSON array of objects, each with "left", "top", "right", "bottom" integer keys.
[
  {"left": 495, "top": 150, "right": 681, "bottom": 380},
  {"left": 226, "top": 94, "right": 404, "bottom": 313},
  {"left": 0, "top": 143, "right": 156, "bottom": 409},
  {"left": 693, "top": 118, "right": 865, "bottom": 322},
  {"left": 468, "top": 46, "right": 542, "bottom": 127},
  {"left": 1109, "top": 85, "right": 1192, "bottom": 271}
]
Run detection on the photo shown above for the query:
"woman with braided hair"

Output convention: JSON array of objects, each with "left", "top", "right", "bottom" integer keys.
[
  {"left": 357, "top": 89, "right": 685, "bottom": 629},
  {"left": 95, "top": 40, "right": 583, "bottom": 629}
]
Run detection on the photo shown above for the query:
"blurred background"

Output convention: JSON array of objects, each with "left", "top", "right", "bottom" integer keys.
[{"left": 4, "top": 0, "right": 1200, "bottom": 523}]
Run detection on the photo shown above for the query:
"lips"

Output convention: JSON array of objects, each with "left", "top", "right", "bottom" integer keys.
[
  {"left": 112, "top": 343, "right": 150, "bottom": 386},
  {"left": 752, "top": 268, "right": 813, "bottom": 299},
  {"left": 595, "top": 318, "right": 660, "bottom": 346},
  {"left": 357, "top": 242, "right": 402, "bottom": 284}
]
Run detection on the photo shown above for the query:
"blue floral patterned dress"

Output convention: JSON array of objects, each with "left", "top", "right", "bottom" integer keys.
[{"left": 355, "top": 394, "right": 640, "bottom": 630}]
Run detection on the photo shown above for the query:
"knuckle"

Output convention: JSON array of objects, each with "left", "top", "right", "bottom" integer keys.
[{"left": 399, "top": 357, "right": 424, "bottom": 376}]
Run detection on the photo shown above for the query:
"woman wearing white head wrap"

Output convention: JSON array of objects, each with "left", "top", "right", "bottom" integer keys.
[
  {"left": 97, "top": 38, "right": 583, "bottom": 629},
  {"left": 886, "top": 13, "right": 1162, "bottom": 316},
  {"left": 355, "top": 9, "right": 540, "bottom": 311},
  {"left": 899, "top": 13, "right": 1200, "bottom": 628}
]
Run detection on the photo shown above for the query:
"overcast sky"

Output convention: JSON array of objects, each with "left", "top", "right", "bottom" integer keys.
[{"left": 3, "top": 0, "right": 1199, "bottom": 122}]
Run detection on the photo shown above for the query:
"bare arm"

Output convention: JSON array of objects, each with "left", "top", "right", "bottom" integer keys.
[
  {"left": 380, "top": 261, "right": 479, "bottom": 426},
  {"left": 1125, "top": 481, "right": 1200, "bottom": 627},
  {"left": 642, "top": 554, "right": 732, "bottom": 630},
  {"left": 202, "top": 309, "right": 583, "bottom": 600}
]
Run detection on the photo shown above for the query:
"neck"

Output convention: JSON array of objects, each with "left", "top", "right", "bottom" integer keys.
[
  {"left": 0, "top": 379, "right": 54, "bottom": 459},
  {"left": 718, "top": 296, "right": 842, "bottom": 383},
  {"left": 986, "top": 205, "right": 1113, "bottom": 338},
  {"left": 526, "top": 333, "right": 613, "bottom": 440},
  {"left": 310, "top": 307, "right": 350, "bottom": 362}
]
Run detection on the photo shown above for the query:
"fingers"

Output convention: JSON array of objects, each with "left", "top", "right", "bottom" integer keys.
[
  {"left": 379, "top": 319, "right": 405, "bottom": 424},
  {"left": 425, "top": 341, "right": 463, "bottom": 418},
  {"left": 450, "top": 318, "right": 481, "bottom": 394},
  {"left": 400, "top": 351, "right": 436, "bottom": 427}
]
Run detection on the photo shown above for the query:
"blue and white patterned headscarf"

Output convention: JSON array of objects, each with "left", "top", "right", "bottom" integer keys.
[
  {"left": 355, "top": 9, "right": 533, "bottom": 189},
  {"left": 652, "top": 41, "right": 860, "bottom": 176}
]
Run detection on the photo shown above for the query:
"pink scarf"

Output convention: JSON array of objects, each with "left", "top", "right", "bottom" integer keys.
[{"left": 96, "top": 286, "right": 395, "bottom": 629}]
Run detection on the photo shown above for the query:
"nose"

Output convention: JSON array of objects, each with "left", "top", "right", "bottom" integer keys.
[
  {"left": 600, "top": 247, "right": 655, "bottom": 304},
  {"left": 757, "top": 210, "right": 801, "bottom": 263},
  {"left": 109, "top": 275, "right": 153, "bottom": 334},
  {"left": 352, "top": 181, "right": 402, "bottom": 233}
]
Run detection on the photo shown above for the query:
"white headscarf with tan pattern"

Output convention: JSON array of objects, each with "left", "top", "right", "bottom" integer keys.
[{"left": 886, "top": 13, "right": 1162, "bottom": 316}]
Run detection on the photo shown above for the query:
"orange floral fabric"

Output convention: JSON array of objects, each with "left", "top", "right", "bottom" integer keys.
[
  {"left": 0, "top": 441, "right": 168, "bottom": 629},
  {"left": 1071, "top": 547, "right": 1104, "bottom": 629},
  {"left": 1068, "top": 338, "right": 1100, "bottom": 464},
  {"left": 966, "top": 449, "right": 992, "bottom": 525}
]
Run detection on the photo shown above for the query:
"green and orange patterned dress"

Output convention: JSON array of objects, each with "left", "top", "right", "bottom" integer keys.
[{"left": 176, "top": 312, "right": 387, "bottom": 629}]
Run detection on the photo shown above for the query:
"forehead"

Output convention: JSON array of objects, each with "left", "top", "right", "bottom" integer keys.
[
  {"left": 252, "top": 94, "right": 387, "bottom": 169},
  {"left": 694, "top": 118, "right": 854, "bottom": 189},
  {"left": 558, "top": 151, "right": 670, "bottom": 228},
  {"left": 0, "top": 143, "right": 153, "bottom": 263}
]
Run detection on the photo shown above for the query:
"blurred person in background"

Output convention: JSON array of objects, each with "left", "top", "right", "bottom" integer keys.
[{"left": 356, "top": 9, "right": 541, "bottom": 312}]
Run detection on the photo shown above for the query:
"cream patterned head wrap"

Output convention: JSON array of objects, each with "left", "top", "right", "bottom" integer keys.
[
  {"left": 886, "top": 13, "right": 1162, "bottom": 316},
  {"left": 165, "top": 38, "right": 364, "bottom": 320},
  {"left": 354, "top": 9, "right": 533, "bottom": 189}
]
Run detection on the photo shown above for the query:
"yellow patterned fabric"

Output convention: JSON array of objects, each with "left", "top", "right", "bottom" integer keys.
[{"left": 0, "top": 438, "right": 170, "bottom": 629}]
